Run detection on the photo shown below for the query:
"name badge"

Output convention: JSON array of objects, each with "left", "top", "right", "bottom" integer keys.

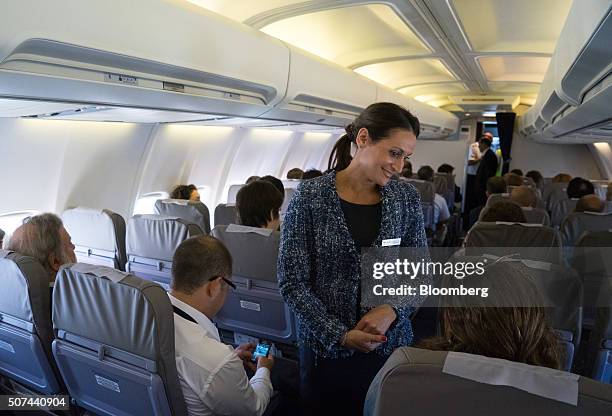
[{"left": 381, "top": 238, "right": 401, "bottom": 247}]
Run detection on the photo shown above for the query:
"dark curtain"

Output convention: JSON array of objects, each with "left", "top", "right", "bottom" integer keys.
[
  {"left": 475, "top": 122, "right": 483, "bottom": 142},
  {"left": 495, "top": 112, "right": 516, "bottom": 175}
]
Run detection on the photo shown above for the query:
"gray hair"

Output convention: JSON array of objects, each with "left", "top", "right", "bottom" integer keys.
[{"left": 6, "top": 213, "right": 66, "bottom": 273}]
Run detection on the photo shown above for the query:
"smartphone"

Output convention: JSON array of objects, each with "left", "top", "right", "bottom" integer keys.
[{"left": 251, "top": 342, "right": 271, "bottom": 362}]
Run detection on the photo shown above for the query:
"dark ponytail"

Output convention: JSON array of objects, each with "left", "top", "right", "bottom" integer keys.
[{"left": 328, "top": 102, "right": 420, "bottom": 171}]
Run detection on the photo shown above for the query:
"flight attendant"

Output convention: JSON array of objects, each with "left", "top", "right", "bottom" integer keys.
[{"left": 278, "top": 102, "right": 427, "bottom": 415}]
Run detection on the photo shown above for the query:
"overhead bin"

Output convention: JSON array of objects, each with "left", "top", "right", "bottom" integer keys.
[
  {"left": 521, "top": 2, "right": 612, "bottom": 142},
  {"left": 260, "top": 45, "right": 377, "bottom": 126},
  {"left": 0, "top": 0, "right": 290, "bottom": 118},
  {"left": 376, "top": 87, "right": 459, "bottom": 139}
]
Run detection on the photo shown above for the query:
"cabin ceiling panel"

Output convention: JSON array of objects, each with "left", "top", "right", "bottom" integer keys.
[
  {"left": 451, "top": 0, "right": 573, "bottom": 53},
  {"left": 260, "top": 4, "right": 430, "bottom": 67},
  {"left": 487, "top": 81, "right": 541, "bottom": 94},
  {"left": 355, "top": 59, "right": 456, "bottom": 90},
  {"left": 477, "top": 56, "right": 551, "bottom": 84},
  {"left": 184, "top": 0, "right": 306, "bottom": 23},
  {"left": 185, "top": 0, "right": 574, "bottom": 118},
  {"left": 398, "top": 82, "right": 469, "bottom": 97}
]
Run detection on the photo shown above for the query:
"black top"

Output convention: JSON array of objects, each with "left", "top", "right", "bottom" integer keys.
[{"left": 339, "top": 198, "right": 382, "bottom": 248}]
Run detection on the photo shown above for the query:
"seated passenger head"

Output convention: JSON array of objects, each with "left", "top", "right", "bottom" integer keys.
[
  {"left": 260, "top": 175, "right": 284, "bottom": 200},
  {"left": 437, "top": 163, "right": 454, "bottom": 175},
  {"left": 575, "top": 194, "right": 604, "bottom": 213},
  {"left": 486, "top": 176, "right": 507, "bottom": 196},
  {"left": 401, "top": 161, "right": 413, "bottom": 178},
  {"left": 552, "top": 173, "right": 572, "bottom": 183},
  {"left": 6, "top": 213, "right": 76, "bottom": 282},
  {"left": 525, "top": 170, "right": 544, "bottom": 188},
  {"left": 417, "top": 165, "right": 434, "bottom": 182},
  {"left": 510, "top": 186, "right": 537, "bottom": 208},
  {"left": 483, "top": 131, "right": 494, "bottom": 141},
  {"left": 327, "top": 102, "right": 420, "bottom": 187},
  {"left": 566, "top": 177, "right": 594, "bottom": 199},
  {"left": 302, "top": 169, "right": 323, "bottom": 180},
  {"left": 510, "top": 169, "right": 523, "bottom": 176},
  {"left": 245, "top": 175, "right": 260, "bottom": 184},
  {"left": 0, "top": 227, "right": 4, "bottom": 249},
  {"left": 236, "top": 180, "right": 283, "bottom": 230},
  {"left": 480, "top": 201, "right": 526, "bottom": 223},
  {"left": 170, "top": 235, "right": 233, "bottom": 318},
  {"left": 170, "top": 184, "right": 200, "bottom": 202},
  {"left": 418, "top": 260, "right": 562, "bottom": 369},
  {"left": 503, "top": 172, "right": 523, "bottom": 187},
  {"left": 478, "top": 137, "right": 492, "bottom": 152},
  {"left": 286, "top": 168, "right": 304, "bottom": 180}
]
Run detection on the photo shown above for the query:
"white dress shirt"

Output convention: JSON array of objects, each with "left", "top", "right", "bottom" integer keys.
[
  {"left": 168, "top": 294, "right": 273, "bottom": 416},
  {"left": 433, "top": 193, "right": 451, "bottom": 225}
]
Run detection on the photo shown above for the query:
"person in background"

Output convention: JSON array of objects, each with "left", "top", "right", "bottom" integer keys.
[
  {"left": 473, "top": 137, "right": 499, "bottom": 208},
  {"left": 260, "top": 175, "right": 285, "bottom": 202},
  {"left": 567, "top": 177, "right": 595, "bottom": 199},
  {"left": 7, "top": 213, "right": 76, "bottom": 285},
  {"left": 480, "top": 201, "right": 526, "bottom": 223},
  {"left": 417, "top": 166, "right": 450, "bottom": 230},
  {"left": 575, "top": 194, "right": 604, "bottom": 213},
  {"left": 302, "top": 169, "right": 324, "bottom": 180},
  {"left": 364, "top": 260, "right": 563, "bottom": 415},
  {"left": 437, "top": 163, "right": 461, "bottom": 204},
  {"left": 510, "top": 186, "right": 538, "bottom": 208},
  {"left": 286, "top": 168, "right": 304, "bottom": 180},
  {"left": 401, "top": 161, "right": 413, "bottom": 179},
  {"left": 0, "top": 227, "right": 4, "bottom": 249},
  {"left": 468, "top": 177, "right": 507, "bottom": 227},
  {"left": 278, "top": 102, "right": 425, "bottom": 415},
  {"left": 503, "top": 173, "right": 523, "bottom": 187},
  {"left": 170, "top": 184, "right": 200, "bottom": 202},
  {"left": 169, "top": 235, "right": 275, "bottom": 416},
  {"left": 552, "top": 173, "right": 572, "bottom": 184},
  {"left": 526, "top": 170, "right": 544, "bottom": 191},
  {"left": 236, "top": 180, "right": 283, "bottom": 230},
  {"left": 246, "top": 175, "right": 261, "bottom": 185},
  {"left": 510, "top": 169, "right": 523, "bottom": 176}
]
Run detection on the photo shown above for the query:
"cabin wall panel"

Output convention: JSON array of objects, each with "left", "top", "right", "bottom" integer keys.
[
  {"left": 0, "top": 119, "right": 152, "bottom": 218},
  {"left": 280, "top": 132, "right": 338, "bottom": 177},
  {"left": 510, "top": 133, "right": 602, "bottom": 179}
]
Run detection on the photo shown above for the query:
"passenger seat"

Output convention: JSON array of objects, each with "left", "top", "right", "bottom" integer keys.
[
  {"left": 62, "top": 207, "right": 127, "bottom": 271},
  {"left": 154, "top": 198, "right": 211, "bottom": 234},
  {"left": 126, "top": 215, "right": 203, "bottom": 290},
  {"left": 0, "top": 250, "right": 63, "bottom": 395},
  {"left": 52, "top": 263, "right": 187, "bottom": 415},
  {"left": 211, "top": 224, "right": 296, "bottom": 347},
  {"left": 365, "top": 347, "right": 612, "bottom": 415},
  {"left": 214, "top": 203, "right": 238, "bottom": 227}
]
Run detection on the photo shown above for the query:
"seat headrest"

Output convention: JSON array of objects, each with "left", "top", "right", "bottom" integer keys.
[
  {"left": 154, "top": 199, "right": 210, "bottom": 233},
  {"left": 367, "top": 347, "right": 612, "bottom": 416},
  {"left": 0, "top": 250, "right": 48, "bottom": 324},
  {"left": 62, "top": 207, "right": 121, "bottom": 252},
  {"left": 442, "top": 351, "right": 579, "bottom": 405},
  {"left": 212, "top": 225, "right": 279, "bottom": 282},
  {"left": 53, "top": 263, "right": 171, "bottom": 360},
  {"left": 126, "top": 215, "right": 202, "bottom": 261}
]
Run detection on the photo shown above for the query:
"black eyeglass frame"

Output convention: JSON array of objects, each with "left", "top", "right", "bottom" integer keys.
[{"left": 209, "top": 275, "right": 236, "bottom": 290}]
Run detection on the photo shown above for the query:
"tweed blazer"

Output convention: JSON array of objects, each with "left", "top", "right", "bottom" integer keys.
[{"left": 278, "top": 171, "right": 427, "bottom": 359}]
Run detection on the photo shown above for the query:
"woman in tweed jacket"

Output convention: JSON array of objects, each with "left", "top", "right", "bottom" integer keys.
[{"left": 278, "top": 102, "right": 427, "bottom": 415}]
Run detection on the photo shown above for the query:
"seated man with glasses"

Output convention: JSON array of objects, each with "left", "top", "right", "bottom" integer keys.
[{"left": 169, "top": 235, "right": 275, "bottom": 415}]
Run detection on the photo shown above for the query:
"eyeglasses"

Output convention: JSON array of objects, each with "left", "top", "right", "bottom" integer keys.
[{"left": 209, "top": 275, "right": 236, "bottom": 290}]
